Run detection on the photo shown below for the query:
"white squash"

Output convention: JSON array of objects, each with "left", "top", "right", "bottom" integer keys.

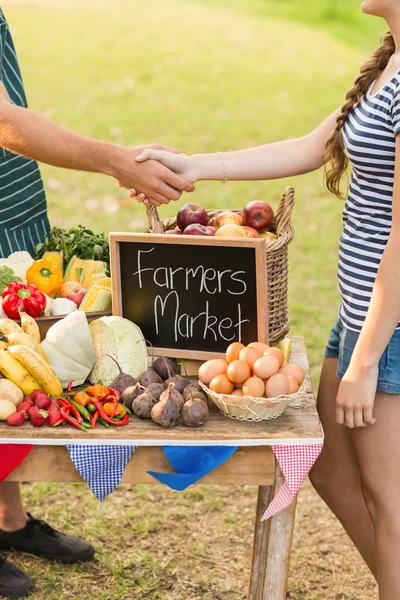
[
  {"left": 41, "top": 311, "right": 96, "bottom": 387},
  {"left": 0, "top": 399, "right": 16, "bottom": 420},
  {"left": 0, "top": 380, "right": 24, "bottom": 406}
]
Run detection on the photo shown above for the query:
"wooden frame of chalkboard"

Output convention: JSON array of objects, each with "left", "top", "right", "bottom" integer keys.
[{"left": 110, "top": 233, "right": 268, "bottom": 360}]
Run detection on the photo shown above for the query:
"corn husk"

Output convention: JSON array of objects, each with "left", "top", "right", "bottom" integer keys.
[{"left": 63, "top": 256, "right": 84, "bottom": 283}]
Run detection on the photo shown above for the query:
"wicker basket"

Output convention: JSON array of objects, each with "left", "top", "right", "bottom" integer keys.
[
  {"left": 199, "top": 380, "right": 307, "bottom": 421},
  {"left": 146, "top": 186, "right": 295, "bottom": 345}
]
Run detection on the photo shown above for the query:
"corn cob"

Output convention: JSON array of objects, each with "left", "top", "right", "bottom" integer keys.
[
  {"left": 80, "top": 260, "right": 108, "bottom": 290},
  {"left": 79, "top": 285, "right": 112, "bottom": 312}
]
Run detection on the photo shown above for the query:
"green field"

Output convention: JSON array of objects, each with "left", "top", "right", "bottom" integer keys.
[{"left": 1, "top": 1, "right": 381, "bottom": 598}]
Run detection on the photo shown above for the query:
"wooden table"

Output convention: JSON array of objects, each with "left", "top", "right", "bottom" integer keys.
[{"left": 1, "top": 336, "right": 323, "bottom": 600}]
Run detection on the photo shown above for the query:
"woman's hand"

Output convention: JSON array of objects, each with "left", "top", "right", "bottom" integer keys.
[
  {"left": 336, "top": 364, "right": 379, "bottom": 428},
  {"left": 118, "top": 145, "right": 196, "bottom": 206},
  {"left": 127, "top": 149, "right": 198, "bottom": 206}
]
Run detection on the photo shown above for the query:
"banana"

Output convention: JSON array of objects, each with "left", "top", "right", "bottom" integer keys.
[
  {"left": 0, "top": 318, "right": 23, "bottom": 336},
  {"left": 0, "top": 349, "right": 39, "bottom": 395},
  {"left": 6, "top": 332, "right": 49, "bottom": 363},
  {"left": 18, "top": 308, "right": 41, "bottom": 343},
  {"left": 8, "top": 345, "right": 62, "bottom": 397}
]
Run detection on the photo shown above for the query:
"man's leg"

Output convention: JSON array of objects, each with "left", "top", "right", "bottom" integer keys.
[
  {"left": 0, "top": 481, "right": 94, "bottom": 563},
  {"left": 0, "top": 483, "right": 28, "bottom": 532}
]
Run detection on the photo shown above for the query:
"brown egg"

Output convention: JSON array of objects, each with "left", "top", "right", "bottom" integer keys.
[
  {"left": 231, "top": 388, "right": 243, "bottom": 397},
  {"left": 287, "top": 376, "right": 299, "bottom": 394},
  {"left": 263, "top": 347, "right": 285, "bottom": 367},
  {"left": 226, "top": 342, "right": 245, "bottom": 364},
  {"left": 279, "top": 364, "right": 305, "bottom": 385},
  {"left": 253, "top": 356, "right": 280, "bottom": 380},
  {"left": 239, "top": 347, "right": 262, "bottom": 370},
  {"left": 209, "top": 374, "right": 235, "bottom": 395},
  {"left": 227, "top": 360, "right": 251, "bottom": 384},
  {"left": 198, "top": 359, "right": 228, "bottom": 385},
  {"left": 248, "top": 341, "right": 269, "bottom": 353},
  {"left": 265, "top": 374, "right": 290, "bottom": 398},
  {"left": 242, "top": 376, "right": 265, "bottom": 398}
]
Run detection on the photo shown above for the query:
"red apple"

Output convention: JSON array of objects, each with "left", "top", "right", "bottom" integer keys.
[
  {"left": 242, "top": 201, "right": 274, "bottom": 231},
  {"left": 207, "top": 226, "right": 217, "bottom": 235},
  {"left": 165, "top": 228, "right": 183, "bottom": 234},
  {"left": 208, "top": 216, "right": 218, "bottom": 228},
  {"left": 67, "top": 288, "right": 87, "bottom": 307},
  {"left": 177, "top": 203, "right": 208, "bottom": 230},
  {"left": 241, "top": 226, "right": 260, "bottom": 238},
  {"left": 183, "top": 224, "right": 215, "bottom": 236},
  {"left": 215, "top": 211, "right": 242, "bottom": 228}
]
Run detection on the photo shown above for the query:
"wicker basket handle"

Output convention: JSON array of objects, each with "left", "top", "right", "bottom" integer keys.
[
  {"left": 146, "top": 204, "right": 165, "bottom": 234},
  {"left": 274, "top": 186, "right": 295, "bottom": 238}
]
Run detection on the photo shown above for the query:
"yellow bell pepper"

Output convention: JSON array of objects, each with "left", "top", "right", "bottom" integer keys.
[{"left": 26, "top": 259, "right": 63, "bottom": 296}]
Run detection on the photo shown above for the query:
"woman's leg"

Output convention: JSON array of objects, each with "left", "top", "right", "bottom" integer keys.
[
  {"left": 350, "top": 392, "right": 400, "bottom": 600},
  {"left": 0, "top": 483, "right": 28, "bottom": 531},
  {"left": 309, "top": 357, "right": 377, "bottom": 576}
]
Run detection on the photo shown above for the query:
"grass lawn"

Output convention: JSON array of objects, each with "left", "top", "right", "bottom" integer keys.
[{"left": 1, "top": 0, "right": 381, "bottom": 598}]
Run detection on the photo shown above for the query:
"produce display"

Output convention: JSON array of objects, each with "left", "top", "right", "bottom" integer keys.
[
  {"left": 198, "top": 339, "right": 305, "bottom": 400},
  {"left": 0, "top": 232, "right": 112, "bottom": 319},
  {"left": 167, "top": 201, "right": 278, "bottom": 241}
]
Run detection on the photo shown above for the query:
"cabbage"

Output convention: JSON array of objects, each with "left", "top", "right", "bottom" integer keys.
[
  {"left": 89, "top": 316, "right": 148, "bottom": 386},
  {"left": 41, "top": 311, "right": 96, "bottom": 387}
]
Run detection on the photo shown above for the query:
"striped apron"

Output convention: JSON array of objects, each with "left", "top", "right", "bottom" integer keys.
[{"left": 0, "top": 7, "right": 50, "bottom": 258}]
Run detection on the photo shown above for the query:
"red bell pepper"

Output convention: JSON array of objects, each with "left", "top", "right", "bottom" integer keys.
[{"left": 2, "top": 282, "right": 46, "bottom": 319}]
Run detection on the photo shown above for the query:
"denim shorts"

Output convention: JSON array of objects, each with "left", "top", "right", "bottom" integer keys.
[{"left": 325, "top": 317, "right": 400, "bottom": 394}]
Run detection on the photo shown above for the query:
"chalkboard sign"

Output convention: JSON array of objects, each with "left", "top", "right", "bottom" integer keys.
[{"left": 110, "top": 233, "right": 268, "bottom": 360}]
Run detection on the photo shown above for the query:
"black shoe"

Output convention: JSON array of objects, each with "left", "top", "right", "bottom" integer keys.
[
  {"left": 0, "top": 555, "right": 33, "bottom": 598},
  {"left": 0, "top": 514, "right": 95, "bottom": 564}
]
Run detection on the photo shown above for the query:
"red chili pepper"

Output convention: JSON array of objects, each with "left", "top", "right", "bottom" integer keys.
[
  {"left": 108, "top": 388, "right": 121, "bottom": 399},
  {"left": 111, "top": 395, "right": 119, "bottom": 418},
  {"left": 70, "top": 405, "right": 82, "bottom": 423},
  {"left": 1, "top": 283, "right": 46, "bottom": 319},
  {"left": 90, "top": 410, "right": 99, "bottom": 428},
  {"left": 60, "top": 398, "right": 71, "bottom": 407},
  {"left": 91, "top": 398, "right": 129, "bottom": 427},
  {"left": 60, "top": 407, "right": 83, "bottom": 430},
  {"left": 51, "top": 418, "right": 65, "bottom": 427},
  {"left": 67, "top": 381, "right": 74, "bottom": 393}
]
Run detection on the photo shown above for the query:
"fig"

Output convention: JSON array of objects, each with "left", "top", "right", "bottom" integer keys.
[
  {"left": 139, "top": 368, "right": 163, "bottom": 387},
  {"left": 151, "top": 382, "right": 184, "bottom": 428},
  {"left": 133, "top": 391, "right": 158, "bottom": 419},
  {"left": 183, "top": 384, "right": 208, "bottom": 405},
  {"left": 152, "top": 356, "right": 178, "bottom": 380},
  {"left": 165, "top": 375, "right": 190, "bottom": 395},
  {"left": 181, "top": 398, "right": 209, "bottom": 427},
  {"left": 121, "top": 383, "right": 146, "bottom": 411}
]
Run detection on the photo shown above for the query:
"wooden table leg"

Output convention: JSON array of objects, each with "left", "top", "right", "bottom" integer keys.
[{"left": 248, "top": 462, "right": 297, "bottom": 600}]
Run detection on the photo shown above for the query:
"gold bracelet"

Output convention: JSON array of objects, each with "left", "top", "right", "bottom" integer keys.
[{"left": 217, "top": 151, "right": 227, "bottom": 196}]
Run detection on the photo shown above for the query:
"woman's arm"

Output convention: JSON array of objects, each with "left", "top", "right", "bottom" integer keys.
[
  {"left": 135, "top": 109, "right": 341, "bottom": 185},
  {"left": 335, "top": 134, "right": 400, "bottom": 429},
  {"left": 0, "top": 83, "right": 194, "bottom": 204}
]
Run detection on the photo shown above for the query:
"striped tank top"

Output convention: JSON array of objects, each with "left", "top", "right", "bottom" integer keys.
[
  {"left": 0, "top": 8, "right": 49, "bottom": 258},
  {"left": 340, "top": 70, "right": 400, "bottom": 332}
]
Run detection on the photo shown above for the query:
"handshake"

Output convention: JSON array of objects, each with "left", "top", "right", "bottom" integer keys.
[{"left": 115, "top": 143, "right": 198, "bottom": 208}]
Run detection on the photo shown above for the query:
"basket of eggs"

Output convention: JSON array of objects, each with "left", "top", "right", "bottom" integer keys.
[{"left": 198, "top": 340, "right": 307, "bottom": 421}]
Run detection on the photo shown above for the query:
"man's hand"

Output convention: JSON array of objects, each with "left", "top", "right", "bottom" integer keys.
[
  {"left": 336, "top": 364, "right": 378, "bottom": 428},
  {"left": 112, "top": 145, "right": 194, "bottom": 206}
]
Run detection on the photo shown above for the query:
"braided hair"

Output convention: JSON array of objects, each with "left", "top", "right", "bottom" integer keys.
[{"left": 325, "top": 32, "right": 396, "bottom": 199}]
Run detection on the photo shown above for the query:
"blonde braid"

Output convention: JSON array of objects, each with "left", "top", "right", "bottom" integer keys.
[{"left": 325, "top": 32, "right": 396, "bottom": 199}]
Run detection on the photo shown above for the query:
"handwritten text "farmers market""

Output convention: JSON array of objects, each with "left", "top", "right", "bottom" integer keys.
[{"left": 133, "top": 248, "right": 251, "bottom": 343}]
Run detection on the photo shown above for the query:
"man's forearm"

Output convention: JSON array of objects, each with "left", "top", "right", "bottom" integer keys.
[{"left": 0, "top": 101, "right": 118, "bottom": 176}]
